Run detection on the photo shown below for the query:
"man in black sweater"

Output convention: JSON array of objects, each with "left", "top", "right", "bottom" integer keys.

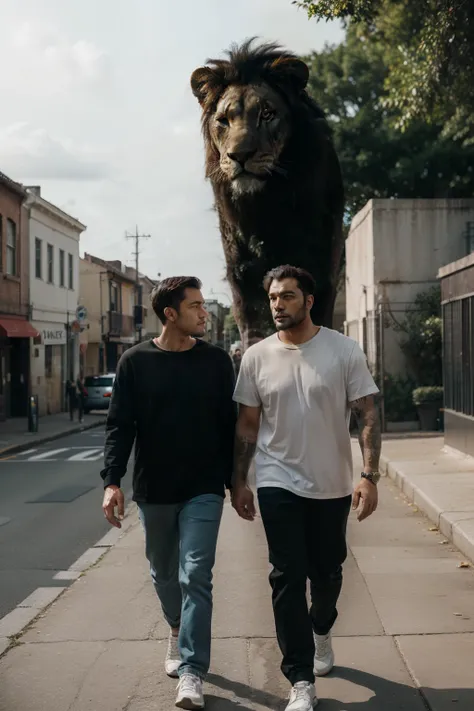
[{"left": 101, "top": 276, "right": 236, "bottom": 710}]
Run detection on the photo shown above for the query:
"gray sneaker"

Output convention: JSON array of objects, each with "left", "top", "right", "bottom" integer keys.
[
  {"left": 314, "top": 632, "right": 335, "bottom": 677},
  {"left": 175, "top": 673, "right": 204, "bottom": 709},
  {"left": 286, "top": 682, "right": 318, "bottom": 711},
  {"left": 165, "top": 633, "right": 180, "bottom": 678}
]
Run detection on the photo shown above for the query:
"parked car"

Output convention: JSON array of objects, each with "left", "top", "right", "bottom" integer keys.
[{"left": 83, "top": 374, "right": 115, "bottom": 413}]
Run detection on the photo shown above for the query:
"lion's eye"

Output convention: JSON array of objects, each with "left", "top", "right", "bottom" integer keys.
[
  {"left": 261, "top": 108, "right": 275, "bottom": 122},
  {"left": 216, "top": 116, "right": 229, "bottom": 127}
]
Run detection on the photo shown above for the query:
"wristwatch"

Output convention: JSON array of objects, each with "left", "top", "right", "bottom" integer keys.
[{"left": 361, "top": 471, "right": 381, "bottom": 485}]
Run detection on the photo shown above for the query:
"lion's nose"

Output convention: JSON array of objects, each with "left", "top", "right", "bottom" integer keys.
[{"left": 227, "top": 149, "right": 256, "bottom": 167}]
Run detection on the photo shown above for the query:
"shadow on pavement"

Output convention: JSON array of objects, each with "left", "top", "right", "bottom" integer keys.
[{"left": 208, "top": 667, "right": 474, "bottom": 709}]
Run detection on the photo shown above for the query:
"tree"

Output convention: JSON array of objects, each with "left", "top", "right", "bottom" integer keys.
[
  {"left": 303, "top": 25, "right": 474, "bottom": 218},
  {"left": 295, "top": 0, "right": 474, "bottom": 145}
]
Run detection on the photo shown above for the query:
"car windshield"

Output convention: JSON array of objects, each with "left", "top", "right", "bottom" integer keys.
[{"left": 84, "top": 376, "right": 114, "bottom": 387}]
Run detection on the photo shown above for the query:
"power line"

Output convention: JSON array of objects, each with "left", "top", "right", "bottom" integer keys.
[{"left": 125, "top": 226, "right": 150, "bottom": 343}]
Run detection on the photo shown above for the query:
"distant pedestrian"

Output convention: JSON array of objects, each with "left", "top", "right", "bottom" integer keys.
[
  {"left": 66, "top": 378, "right": 77, "bottom": 421},
  {"left": 101, "top": 276, "right": 236, "bottom": 710},
  {"left": 76, "top": 375, "right": 87, "bottom": 423},
  {"left": 232, "top": 265, "right": 381, "bottom": 711}
]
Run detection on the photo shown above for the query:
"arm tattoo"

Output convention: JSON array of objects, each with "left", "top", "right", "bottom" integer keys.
[
  {"left": 232, "top": 434, "right": 257, "bottom": 488},
  {"left": 351, "top": 396, "right": 381, "bottom": 472}
]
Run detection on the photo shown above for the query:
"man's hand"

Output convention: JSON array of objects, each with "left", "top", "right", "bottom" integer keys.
[
  {"left": 352, "top": 479, "right": 378, "bottom": 522},
  {"left": 232, "top": 485, "right": 256, "bottom": 521},
  {"left": 102, "top": 485, "right": 125, "bottom": 528}
]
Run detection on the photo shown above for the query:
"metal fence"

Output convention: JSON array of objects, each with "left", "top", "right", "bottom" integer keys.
[
  {"left": 347, "top": 300, "right": 441, "bottom": 432},
  {"left": 443, "top": 296, "right": 474, "bottom": 417}
]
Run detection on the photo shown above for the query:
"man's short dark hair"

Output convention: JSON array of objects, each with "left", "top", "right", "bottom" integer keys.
[
  {"left": 151, "top": 276, "right": 202, "bottom": 324},
  {"left": 263, "top": 265, "right": 316, "bottom": 298}
]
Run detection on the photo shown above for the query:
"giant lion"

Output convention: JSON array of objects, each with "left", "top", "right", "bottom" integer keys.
[{"left": 191, "top": 39, "right": 344, "bottom": 344}]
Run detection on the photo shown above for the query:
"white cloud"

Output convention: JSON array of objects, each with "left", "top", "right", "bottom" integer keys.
[
  {"left": 0, "top": 123, "right": 109, "bottom": 180},
  {"left": 7, "top": 21, "right": 109, "bottom": 95}
]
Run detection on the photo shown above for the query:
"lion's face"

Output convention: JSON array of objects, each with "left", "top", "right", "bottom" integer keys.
[{"left": 207, "top": 83, "right": 291, "bottom": 197}]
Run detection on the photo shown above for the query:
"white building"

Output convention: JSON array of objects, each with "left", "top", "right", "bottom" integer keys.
[
  {"left": 345, "top": 198, "right": 474, "bottom": 377},
  {"left": 25, "top": 187, "right": 86, "bottom": 415}
]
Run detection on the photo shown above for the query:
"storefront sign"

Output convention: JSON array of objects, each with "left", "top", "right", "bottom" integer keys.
[{"left": 41, "top": 327, "right": 67, "bottom": 345}]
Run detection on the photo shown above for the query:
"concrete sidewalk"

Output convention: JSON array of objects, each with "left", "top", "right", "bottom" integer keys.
[
  {"left": 380, "top": 436, "right": 474, "bottom": 564},
  {"left": 1, "top": 445, "right": 474, "bottom": 710},
  {"left": 0, "top": 412, "right": 106, "bottom": 457}
]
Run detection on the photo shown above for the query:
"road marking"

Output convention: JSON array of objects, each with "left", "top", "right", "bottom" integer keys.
[
  {"left": 3, "top": 446, "right": 105, "bottom": 462},
  {"left": 20, "top": 449, "right": 37, "bottom": 456},
  {"left": 68, "top": 448, "right": 103, "bottom": 461},
  {"left": 28, "top": 448, "right": 70, "bottom": 461}
]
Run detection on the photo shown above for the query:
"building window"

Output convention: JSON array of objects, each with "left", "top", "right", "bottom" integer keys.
[
  {"left": 59, "top": 249, "right": 65, "bottom": 287},
  {"left": 68, "top": 253, "right": 73, "bottom": 289},
  {"left": 0, "top": 214, "right": 3, "bottom": 272},
  {"left": 6, "top": 219, "right": 17, "bottom": 276},
  {"left": 47, "top": 244, "right": 54, "bottom": 284},
  {"left": 35, "top": 238, "right": 42, "bottom": 279},
  {"left": 45, "top": 345, "right": 53, "bottom": 378},
  {"left": 110, "top": 282, "right": 119, "bottom": 312}
]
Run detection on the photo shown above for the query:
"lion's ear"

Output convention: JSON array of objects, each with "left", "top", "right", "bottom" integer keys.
[
  {"left": 269, "top": 57, "right": 309, "bottom": 93},
  {"left": 190, "top": 67, "right": 215, "bottom": 105}
]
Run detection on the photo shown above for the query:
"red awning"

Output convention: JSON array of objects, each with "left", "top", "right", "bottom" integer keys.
[{"left": 0, "top": 318, "right": 39, "bottom": 338}]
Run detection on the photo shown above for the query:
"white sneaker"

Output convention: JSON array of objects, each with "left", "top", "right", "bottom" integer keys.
[
  {"left": 175, "top": 673, "right": 204, "bottom": 710},
  {"left": 165, "top": 633, "right": 180, "bottom": 678},
  {"left": 286, "top": 681, "right": 318, "bottom": 711},
  {"left": 314, "top": 632, "right": 335, "bottom": 677}
]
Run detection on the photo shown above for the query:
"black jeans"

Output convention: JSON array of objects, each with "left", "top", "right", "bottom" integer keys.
[{"left": 258, "top": 487, "right": 352, "bottom": 685}]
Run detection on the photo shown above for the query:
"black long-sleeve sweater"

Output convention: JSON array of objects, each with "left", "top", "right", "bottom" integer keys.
[{"left": 100, "top": 339, "right": 236, "bottom": 504}]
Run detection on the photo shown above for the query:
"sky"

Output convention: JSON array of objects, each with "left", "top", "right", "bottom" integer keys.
[{"left": 0, "top": 0, "right": 343, "bottom": 303}]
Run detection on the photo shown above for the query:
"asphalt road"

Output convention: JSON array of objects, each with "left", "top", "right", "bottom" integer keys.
[{"left": 0, "top": 427, "right": 132, "bottom": 619}]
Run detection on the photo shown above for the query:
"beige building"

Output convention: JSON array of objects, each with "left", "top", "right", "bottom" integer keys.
[
  {"left": 120, "top": 267, "right": 162, "bottom": 341},
  {"left": 345, "top": 198, "right": 474, "bottom": 377},
  {"left": 26, "top": 187, "right": 85, "bottom": 416},
  {"left": 79, "top": 254, "right": 136, "bottom": 375}
]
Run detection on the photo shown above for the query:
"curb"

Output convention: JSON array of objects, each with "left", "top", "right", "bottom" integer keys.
[
  {"left": 380, "top": 454, "right": 474, "bottom": 565},
  {"left": 0, "top": 418, "right": 105, "bottom": 458},
  {"left": 0, "top": 503, "right": 137, "bottom": 659}
]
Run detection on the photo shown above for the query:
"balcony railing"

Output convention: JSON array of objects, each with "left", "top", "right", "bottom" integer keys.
[{"left": 107, "top": 311, "right": 135, "bottom": 338}]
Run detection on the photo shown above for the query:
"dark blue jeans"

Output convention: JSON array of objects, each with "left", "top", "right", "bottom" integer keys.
[
  {"left": 138, "top": 494, "right": 223, "bottom": 679},
  {"left": 258, "top": 487, "right": 352, "bottom": 685}
]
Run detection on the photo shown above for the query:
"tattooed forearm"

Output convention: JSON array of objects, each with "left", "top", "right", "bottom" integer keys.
[
  {"left": 351, "top": 396, "right": 381, "bottom": 472},
  {"left": 232, "top": 434, "right": 257, "bottom": 488}
]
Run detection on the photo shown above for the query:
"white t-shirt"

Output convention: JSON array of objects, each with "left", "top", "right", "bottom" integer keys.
[{"left": 233, "top": 328, "right": 379, "bottom": 499}]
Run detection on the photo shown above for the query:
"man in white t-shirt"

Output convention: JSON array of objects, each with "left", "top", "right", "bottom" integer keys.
[{"left": 232, "top": 265, "right": 381, "bottom": 711}]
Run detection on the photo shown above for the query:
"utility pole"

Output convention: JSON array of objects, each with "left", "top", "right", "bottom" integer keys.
[{"left": 126, "top": 226, "right": 150, "bottom": 344}]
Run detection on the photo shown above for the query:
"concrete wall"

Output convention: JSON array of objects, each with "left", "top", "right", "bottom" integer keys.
[{"left": 346, "top": 199, "right": 474, "bottom": 375}]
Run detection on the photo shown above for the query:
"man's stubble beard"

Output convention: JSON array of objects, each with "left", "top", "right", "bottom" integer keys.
[{"left": 274, "top": 306, "right": 307, "bottom": 331}]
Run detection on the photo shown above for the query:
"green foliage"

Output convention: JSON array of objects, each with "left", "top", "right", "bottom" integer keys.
[
  {"left": 383, "top": 373, "right": 417, "bottom": 422},
  {"left": 413, "top": 386, "right": 444, "bottom": 406},
  {"left": 393, "top": 286, "right": 442, "bottom": 387},
  {"left": 296, "top": 0, "right": 474, "bottom": 145},
  {"left": 303, "top": 26, "right": 474, "bottom": 219},
  {"left": 224, "top": 312, "right": 240, "bottom": 342}
]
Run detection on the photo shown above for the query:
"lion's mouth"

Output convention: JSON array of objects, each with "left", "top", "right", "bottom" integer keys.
[{"left": 232, "top": 169, "right": 268, "bottom": 182}]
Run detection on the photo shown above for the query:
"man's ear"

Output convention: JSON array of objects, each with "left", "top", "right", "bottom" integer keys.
[
  {"left": 307, "top": 294, "right": 315, "bottom": 310},
  {"left": 164, "top": 306, "right": 175, "bottom": 322}
]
